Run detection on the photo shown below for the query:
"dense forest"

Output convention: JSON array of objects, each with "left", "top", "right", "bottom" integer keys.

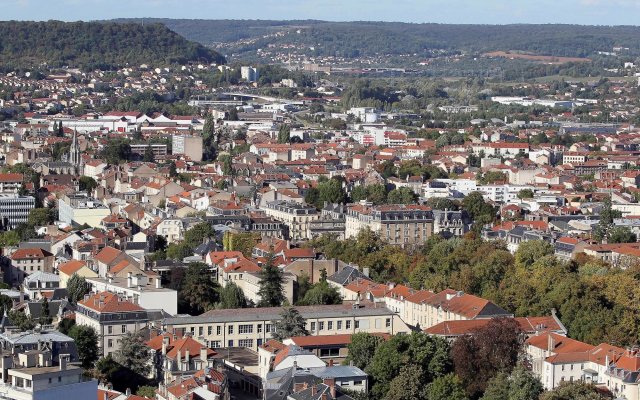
[
  {"left": 116, "top": 19, "right": 640, "bottom": 58},
  {"left": 0, "top": 21, "right": 225, "bottom": 71}
]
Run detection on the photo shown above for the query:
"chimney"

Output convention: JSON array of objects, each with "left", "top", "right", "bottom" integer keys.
[
  {"left": 162, "top": 336, "right": 169, "bottom": 355},
  {"left": 328, "top": 359, "right": 334, "bottom": 367},
  {"left": 310, "top": 385, "right": 317, "bottom": 396},
  {"left": 185, "top": 349, "right": 190, "bottom": 363},
  {"left": 200, "top": 347, "right": 207, "bottom": 364},
  {"left": 323, "top": 378, "right": 336, "bottom": 399},
  {"left": 125, "top": 388, "right": 131, "bottom": 396},
  {"left": 177, "top": 349, "right": 182, "bottom": 369},
  {"left": 59, "top": 354, "right": 69, "bottom": 371},
  {"left": 547, "top": 334, "right": 556, "bottom": 352},
  {"left": 127, "top": 272, "right": 133, "bottom": 288}
]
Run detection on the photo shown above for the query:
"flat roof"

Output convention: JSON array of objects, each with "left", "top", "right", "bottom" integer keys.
[{"left": 87, "top": 277, "right": 176, "bottom": 294}]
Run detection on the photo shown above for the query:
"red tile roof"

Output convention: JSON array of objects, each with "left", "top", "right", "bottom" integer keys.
[
  {"left": 94, "top": 246, "right": 122, "bottom": 265},
  {"left": 57, "top": 259, "right": 87, "bottom": 276},
  {"left": 11, "top": 248, "right": 53, "bottom": 260},
  {"left": 79, "top": 292, "right": 144, "bottom": 313},
  {"left": 526, "top": 332, "right": 594, "bottom": 354}
]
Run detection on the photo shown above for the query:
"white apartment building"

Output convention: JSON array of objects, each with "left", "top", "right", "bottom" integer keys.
[
  {"left": 86, "top": 274, "right": 178, "bottom": 315},
  {"left": 58, "top": 192, "right": 110, "bottom": 228}
]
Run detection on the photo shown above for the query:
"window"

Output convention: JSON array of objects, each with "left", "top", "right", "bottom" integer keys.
[
  {"left": 228, "top": 325, "right": 234, "bottom": 335},
  {"left": 319, "top": 348, "right": 340, "bottom": 358},
  {"left": 386, "top": 318, "right": 391, "bottom": 328},
  {"left": 108, "top": 339, "right": 113, "bottom": 348},
  {"left": 346, "top": 320, "right": 351, "bottom": 330},
  {"left": 217, "top": 326, "right": 221, "bottom": 335},
  {"left": 199, "top": 327, "right": 203, "bottom": 336},
  {"left": 328, "top": 321, "right": 333, "bottom": 330},
  {"left": 208, "top": 326, "right": 212, "bottom": 335},
  {"left": 107, "top": 326, "right": 113, "bottom": 334},
  {"left": 210, "top": 341, "right": 221, "bottom": 348},
  {"left": 239, "top": 339, "right": 253, "bottom": 348},
  {"left": 121, "top": 325, "right": 126, "bottom": 334},
  {"left": 58, "top": 377, "right": 62, "bottom": 382},
  {"left": 319, "top": 322, "right": 324, "bottom": 331},
  {"left": 337, "top": 321, "right": 342, "bottom": 330},
  {"left": 266, "top": 324, "right": 273, "bottom": 333},
  {"left": 354, "top": 380, "right": 363, "bottom": 386},
  {"left": 228, "top": 340, "right": 234, "bottom": 347},
  {"left": 257, "top": 324, "right": 263, "bottom": 333},
  {"left": 311, "top": 322, "right": 316, "bottom": 331},
  {"left": 239, "top": 324, "right": 253, "bottom": 334},
  {"left": 355, "top": 320, "right": 360, "bottom": 329}
]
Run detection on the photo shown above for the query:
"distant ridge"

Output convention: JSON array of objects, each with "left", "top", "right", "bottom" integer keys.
[
  {"left": 114, "top": 19, "right": 640, "bottom": 58},
  {"left": 0, "top": 21, "right": 225, "bottom": 71}
]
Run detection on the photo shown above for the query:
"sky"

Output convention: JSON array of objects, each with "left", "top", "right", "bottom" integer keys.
[{"left": 2, "top": 0, "right": 640, "bottom": 25}]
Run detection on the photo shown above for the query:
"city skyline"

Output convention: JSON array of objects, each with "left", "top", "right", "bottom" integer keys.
[{"left": 3, "top": 0, "right": 640, "bottom": 26}]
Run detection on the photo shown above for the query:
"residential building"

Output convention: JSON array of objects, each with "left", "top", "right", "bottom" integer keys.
[
  {"left": 76, "top": 291, "right": 149, "bottom": 357},
  {"left": 146, "top": 333, "right": 218, "bottom": 384},
  {"left": 261, "top": 201, "right": 319, "bottom": 241},
  {"left": 86, "top": 274, "right": 178, "bottom": 315},
  {"left": 7, "top": 248, "right": 55, "bottom": 285},
  {"left": 57, "top": 259, "right": 98, "bottom": 288},
  {"left": 0, "top": 194, "right": 35, "bottom": 230},
  {"left": 345, "top": 203, "right": 433, "bottom": 247},
  {"left": 58, "top": 192, "right": 110, "bottom": 228},
  {"left": 172, "top": 135, "right": 203, "bottom": 162},
  {"left": 0, "top": 353, "right": 96, "bottom": 400}
]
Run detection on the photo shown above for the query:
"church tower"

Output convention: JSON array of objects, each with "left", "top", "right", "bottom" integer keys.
[{"left": 69, "top": 130, "right": 81, "bottom": 173}]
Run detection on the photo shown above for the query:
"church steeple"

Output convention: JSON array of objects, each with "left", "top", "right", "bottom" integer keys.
[
  {"left": 69, "top": 129, "right": 80, "bottom": 171},
  {"left": 68, "top": 129, "right": 82, "bottom": 173}
]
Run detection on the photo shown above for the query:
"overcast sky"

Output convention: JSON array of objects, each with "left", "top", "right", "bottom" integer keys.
[{"left": 3, "top": 0, "right": 639, "bottom": 25}]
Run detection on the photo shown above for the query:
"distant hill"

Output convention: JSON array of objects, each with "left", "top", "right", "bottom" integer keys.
[
  {"left": 115, "top": 19, "right": 640, "bottom": 59},
  {"left": 0, "top": 21, "right": 225, "bottom": 71}
]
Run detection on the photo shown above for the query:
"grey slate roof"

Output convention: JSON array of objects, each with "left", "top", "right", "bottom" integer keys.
[
  {"left": 163, "top": 302, "right": 395, "bottom": 326},
  {"left": 327, "top": 266, "right": 371, "bottom": 286}
]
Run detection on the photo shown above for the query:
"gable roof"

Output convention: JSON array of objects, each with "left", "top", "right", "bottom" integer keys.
[
  {"left": 57, "top": 259, "right": 87, "bottom": 276},
  {"left": 11, "top": 248, "right": 53, "bottom": 260},
  {"left": 94, "top": 246, "right": 123, "bottom": 265},
  {"left": 78, "top": 292, "right": 145, "bottom": 314}
]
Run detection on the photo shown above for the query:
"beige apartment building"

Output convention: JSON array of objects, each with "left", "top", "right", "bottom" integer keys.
[
  {"left": 345, "top": 203, "right": 434, "bottom": 247},
  {"left": 76, "top": 291, "right": 149, "bottom": 357},
  {"left": 261, "top": 200, "right": 319, "bottom": 241},
  {"left": 162, "top": 302, "right": 410, "bottom": 352}
]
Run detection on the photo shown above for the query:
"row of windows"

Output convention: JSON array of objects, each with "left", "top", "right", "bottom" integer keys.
[
  {"left": 309, "top": 318, "right": 391, "bottom": 332},
  {"left": 191, "top": 323, "right": 273, "bottom": 337}
]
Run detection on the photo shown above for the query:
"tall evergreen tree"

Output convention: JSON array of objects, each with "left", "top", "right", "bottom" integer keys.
[
  {"left": 278, "top": 124, "right": 291, "bottom": 143},
  {"left": 114, "top": 331, "right": 151, "bottom": 377},
  {"left": 594, "top": 196, "right": 622, "bottom": 243},
  {"left": 218, "top": 281, "right": 247, "bottom": 309},
  {"left": 258, "top": 253, "right": 285, "bottom": 307},
  {"left": 272, "top": 307, "right": 308, "bottom": 341},
  {"left": 67, "top": 274, "right": 91, "bottom": 304},
  {"left": 40, "top": 296, "right": 52, "bottom": 325},
  {"left": 143, "top": 145, "right": 155, "bottom": 163}
]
